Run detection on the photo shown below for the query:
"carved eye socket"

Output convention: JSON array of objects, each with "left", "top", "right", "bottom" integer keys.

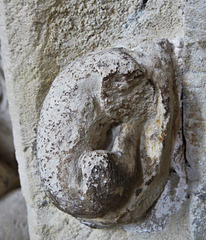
[
  {"left": 37, "top": 43, "right": 186, "bottom": 229},
  {"left": 123, "top": 68, "right": 145, "bottom": 84},
  {"left": 101, "top": 68, "right": 146, "bottom": 100}
]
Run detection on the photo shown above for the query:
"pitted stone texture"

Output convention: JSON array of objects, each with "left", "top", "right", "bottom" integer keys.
[
  {"left": 184, "top": 0, "right": 206, "bottom": 239},
  {"left": 37, "top": 41, "right": 186, "bottom": 228}
]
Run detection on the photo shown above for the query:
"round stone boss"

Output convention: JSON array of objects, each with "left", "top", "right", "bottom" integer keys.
[{"left": 37, "top": 40, "right": 183, "bottom": 228}]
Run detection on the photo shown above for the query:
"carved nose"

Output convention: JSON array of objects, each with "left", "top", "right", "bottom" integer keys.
[{"left": 77, "top": 150, "right": 127, "bottom": 217}]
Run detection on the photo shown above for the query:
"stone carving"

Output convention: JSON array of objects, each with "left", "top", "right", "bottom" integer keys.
[{"left": 37, "top": 40, "right": 185, "bottom": 227}]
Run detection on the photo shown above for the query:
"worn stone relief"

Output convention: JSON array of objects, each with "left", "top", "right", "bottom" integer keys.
[{"left": 37, "top": 39, "right": 187, "bottom": 229}]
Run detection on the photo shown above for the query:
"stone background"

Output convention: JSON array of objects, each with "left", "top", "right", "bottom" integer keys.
[
  {"left": 0, "top": 0, "right": 205, "bottom": 239},
  {"left": 0, "top": 189, "right": 29, "bottom": 240},
  {"left": 184, "top": 1, "right": 206, "bottom": 239}
]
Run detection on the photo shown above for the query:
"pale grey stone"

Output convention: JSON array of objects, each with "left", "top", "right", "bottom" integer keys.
[
  {"left": 0, "top": 189, "right": 29, "bottom": 240},
  {"left": 184, "top": 0, "right": 206, "bottom": 239}
]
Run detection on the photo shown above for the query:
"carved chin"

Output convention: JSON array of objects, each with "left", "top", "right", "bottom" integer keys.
[{"left": 37, "top": 40, "right": 184, "bottom": 227}]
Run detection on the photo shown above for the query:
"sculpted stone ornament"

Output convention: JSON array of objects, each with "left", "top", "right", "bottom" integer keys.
[{"left": 37, "top": 40, "right": 186, "bottom": 228}]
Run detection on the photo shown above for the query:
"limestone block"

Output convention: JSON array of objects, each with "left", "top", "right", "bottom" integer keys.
[
  {"left": 184, "top": 1, "right": 206, "bottom": 239},
  {"left": 0, "top": 0, "right": 191, "bottom": 239}
]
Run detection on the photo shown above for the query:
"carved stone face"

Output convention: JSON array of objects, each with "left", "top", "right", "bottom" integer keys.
[{"left": 37, "top": 40, "right": 185, "bottom": 228}]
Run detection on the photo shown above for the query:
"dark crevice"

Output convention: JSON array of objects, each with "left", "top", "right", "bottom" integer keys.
[
  {"left": 181, "top": 88, "right": 191, "bottom": 168},
  {"left": 140, "top": 0, "right": 148, "bottom": 11},
  {"left": 95, "top": 122, "right": 122, "bottom": 151},
  {"left": 91, "top": 121, "right": 122, "bottom": 152}
]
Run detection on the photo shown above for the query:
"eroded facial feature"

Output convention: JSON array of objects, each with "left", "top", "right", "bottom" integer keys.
[{"left": 37, "top": 40, "right": 184, "bottom": 227}]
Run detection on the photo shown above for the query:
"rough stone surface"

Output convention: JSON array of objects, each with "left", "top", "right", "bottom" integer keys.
[
  {"left": 0, "top": 0, "right": 204, "bottom": 239},
  {"left": 184, "top": 1, "right": 206, "bottom": 239},
  {"left": 0, "top": 189, "right": 29, "bottom": 240}
]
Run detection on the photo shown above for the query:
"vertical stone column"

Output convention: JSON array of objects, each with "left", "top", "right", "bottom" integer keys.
[{"left": 184, "top": 1, "right": 206, "bottom": 239}]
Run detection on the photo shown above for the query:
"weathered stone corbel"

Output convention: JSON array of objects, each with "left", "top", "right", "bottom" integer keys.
[{"left": 37, "top": 39, "right": 186, "bottom": 228}]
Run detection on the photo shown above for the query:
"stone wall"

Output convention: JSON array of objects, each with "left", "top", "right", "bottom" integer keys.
[
  {"left": 184, "top": 1, "right": 206, "bottom": 239},
  {"left": 0, "top": 0, "right": 205, "bottom": 239}
]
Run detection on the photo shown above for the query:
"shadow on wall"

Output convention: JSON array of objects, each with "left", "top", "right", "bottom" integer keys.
[
  {"left": 0, "top": 40, "right": 20, "bottom": 198},
  {"left": 0, "top": 41, "right": 29, "bottom": 238}
]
